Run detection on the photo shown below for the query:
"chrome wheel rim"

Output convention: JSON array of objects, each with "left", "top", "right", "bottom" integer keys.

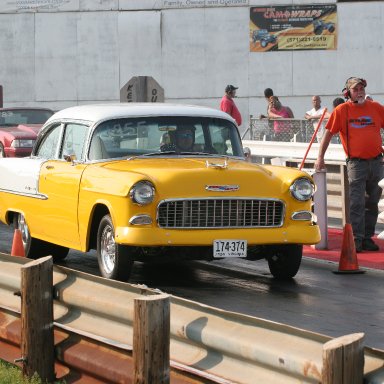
[
  {"left": 17, "top": 214, "right": 29, "bottom": 250},
  {"left": 100, "top": 224, "right": 116, "bottom": 274}
]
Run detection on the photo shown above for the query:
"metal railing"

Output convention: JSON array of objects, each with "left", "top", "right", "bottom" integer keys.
[
  {"left": 1, "top": 253, "right": 384, "bottom": 383},
  {"left": 245, "top": 116, "right": 328, "bottom": 143},
  {"left": 244, "top": 116, "right": 384, "bottom": 144}
]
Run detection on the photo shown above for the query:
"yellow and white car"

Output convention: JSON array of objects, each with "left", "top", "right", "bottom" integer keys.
[{"left": 0, "top": 103, "right": 320, "bottom": 280}]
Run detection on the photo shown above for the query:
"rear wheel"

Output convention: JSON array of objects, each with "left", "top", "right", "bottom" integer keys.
[
  {"left": 267, "top": 244, "right": 303, "bottom": 279},
  {"left": 97, "top": 214, "right": 134, "bottom": 281},
  {"left": 16, "top": 214, "right": 69, "bottom": 261}
]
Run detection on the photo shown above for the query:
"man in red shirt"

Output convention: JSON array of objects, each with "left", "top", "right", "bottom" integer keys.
[
  {"left": 315, "top": 77, "right": 384, "bottom": 252},
  {"left": 220, "top": 85, "right": 242, "bottom": 126}
]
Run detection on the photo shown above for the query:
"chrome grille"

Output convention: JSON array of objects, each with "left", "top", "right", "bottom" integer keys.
[{"left": 157, "top": 199, "right": 284, "bottom": 228}]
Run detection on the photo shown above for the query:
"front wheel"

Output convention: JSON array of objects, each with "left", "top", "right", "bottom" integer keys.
[
  {"left": 267, "top": 244, "right": 303, "bottom": 279},
  {"left": 97, "top": 214, "right": 135, "bottom": 281}
]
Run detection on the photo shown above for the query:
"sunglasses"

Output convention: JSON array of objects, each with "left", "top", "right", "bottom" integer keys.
[{"left": 178, "top": 132, "right": 193, "bottom": 138}]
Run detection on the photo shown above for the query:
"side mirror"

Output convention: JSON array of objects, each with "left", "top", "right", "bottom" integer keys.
[
  {"left": 64, "top": 154, "right": 77, "bottom": 164},
  {"left": 243, "top": 147, "right": 252, "bottom": 162}
]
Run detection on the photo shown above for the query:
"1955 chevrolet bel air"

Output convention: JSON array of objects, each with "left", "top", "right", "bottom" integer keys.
[{"left": 0, "top": 103, "right": 320, "bottom": 280}]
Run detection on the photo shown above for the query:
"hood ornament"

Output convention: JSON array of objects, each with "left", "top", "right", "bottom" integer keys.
[
  {"left": 206, "top": 160, "right": 228, "bottom": 169},
  {"left": 206, "top": 185, "right": 239, "bottom": 192}
]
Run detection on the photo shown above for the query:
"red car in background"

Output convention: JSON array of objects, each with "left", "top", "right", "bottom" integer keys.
[{"left": 0, "top": 107, "right": 54, "bottom": 157}]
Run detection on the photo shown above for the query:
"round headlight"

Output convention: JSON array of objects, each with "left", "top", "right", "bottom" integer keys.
[
  {"left": 290, "top": 178, "right": 314, "bottom": 201},
  {"left": 130, "top": 181, "right": 155, "bottom": 205}
]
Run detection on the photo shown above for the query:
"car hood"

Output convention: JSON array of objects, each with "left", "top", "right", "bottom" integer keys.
[
  {"left": 0, "top": 124, "right": 41, "bottom": 139},
  {"left": 94, "top": 157, "right": 309, "bottom": 198}
]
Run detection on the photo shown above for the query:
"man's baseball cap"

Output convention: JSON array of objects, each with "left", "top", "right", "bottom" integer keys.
[
  {"left": 225, "top": 85, "right": 238, "bottom": 92},
  {"left": 346, "top": 77, "right": 366, "bottom": 89}
]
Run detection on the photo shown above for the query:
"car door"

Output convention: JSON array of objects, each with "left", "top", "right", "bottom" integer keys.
[{"left": 38, "top": 122, "right": 89, "bottom": 248}]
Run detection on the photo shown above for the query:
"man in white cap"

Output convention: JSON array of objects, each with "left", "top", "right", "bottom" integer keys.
[
  {"left": 220, "top": 85, "right": 242, "bottom": 126},
  {"left": 315, "top": 77, "right": 384, "bottom": 252}
]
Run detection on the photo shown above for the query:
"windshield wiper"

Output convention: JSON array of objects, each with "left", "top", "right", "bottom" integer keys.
[
  {"left": 127, "top": 151, "right": 176, "bottom": 160},
  {"left": 127, "top": 151, "right": 231, "bottom": 160}
]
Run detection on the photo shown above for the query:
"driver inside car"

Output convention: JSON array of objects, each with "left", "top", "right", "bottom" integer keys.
[{"left": 160, "top": 125, "right": 196, "bottom": 152}]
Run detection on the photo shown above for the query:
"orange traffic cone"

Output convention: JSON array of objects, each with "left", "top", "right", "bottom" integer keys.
[
  {"left": 333, "top": 223, "right": 365, "bottom": 274},
  {"left": 11, "top": 228, "right": 25, "bottom": 257}
]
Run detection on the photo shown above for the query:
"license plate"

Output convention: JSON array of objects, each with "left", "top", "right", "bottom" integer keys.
[{"left": 213, "top": 240, "right": 247, "bottom": 258}]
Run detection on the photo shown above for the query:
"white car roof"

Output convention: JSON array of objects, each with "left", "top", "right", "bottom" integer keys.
[{"left": 45, "top": 103, "right": 235, "bottom": 125}]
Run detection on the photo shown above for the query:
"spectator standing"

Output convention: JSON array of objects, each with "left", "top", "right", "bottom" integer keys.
[
  {"left": 263, "top": 88, "right": 274, "bottom": 117},
  {"left": 314, "top": 77, "right": 384, "bottom": 252},
  {"left": 332, "top": 97, "right": 345, "bottom": 109},
  {"left": 305, "top": 95, "right": 328, "bottom": 142},
  {"left": 259, "top": 88, "right": 274, "bottom": 118},
  {"left": 264, "top": 87, "right": 274, "bottom": 100},
  {"left": 220, "top": 85, "right": 242, "bottom": 126},
  {"left": 268, "top": 96, "right": 294, "bottom": 141}
]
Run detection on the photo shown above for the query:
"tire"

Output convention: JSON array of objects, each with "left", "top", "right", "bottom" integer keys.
[
  {"left": 314, "top": 26, "right": 323, "bottom": 35},
  {"left": 0, "top": 143, "right": 5, "bottom": 158},
  {"left": 267, "top": 244, "right": 303, "bottom": 279},
  {"left": 16, "top": 213, "right": 69, "bottom": 261},
  {"left": 97, "top": 214, "right": 134, "bottom": 281},
  {"left": 327, "top": 25, "right": 335, "bottom": 33},
  {"left": 261, "top": 40, "right": 268, "bottom": 48}
]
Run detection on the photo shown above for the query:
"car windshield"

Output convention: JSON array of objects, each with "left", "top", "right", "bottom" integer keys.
[
  {"left": 88, "top": 116, "right": 243, "bottom": 160},
  {"left": 0, "top": 109, "right": 53, "bottom": 126}
]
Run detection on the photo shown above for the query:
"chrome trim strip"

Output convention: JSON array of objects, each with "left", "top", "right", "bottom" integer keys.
[{"left": 0, "top": 188, "right": 47, "bottom": 200}]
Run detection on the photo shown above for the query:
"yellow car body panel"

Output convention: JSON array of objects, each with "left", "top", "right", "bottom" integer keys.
[{"left": 0, "top": 157, "right": 320, "bottom": 251}]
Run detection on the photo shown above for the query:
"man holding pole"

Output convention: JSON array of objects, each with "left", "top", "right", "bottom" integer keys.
[{"left": 314, "top": 77, "right": 384, "bottom": 252}]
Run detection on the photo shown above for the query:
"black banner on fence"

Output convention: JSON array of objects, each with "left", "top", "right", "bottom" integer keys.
[{"left": 250, "top": 4, "right": 337, "bottom": 52}]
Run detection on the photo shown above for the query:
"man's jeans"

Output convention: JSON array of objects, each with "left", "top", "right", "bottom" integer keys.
[{"left": 347, "top": 157, "right": 383, "bottom": 241}]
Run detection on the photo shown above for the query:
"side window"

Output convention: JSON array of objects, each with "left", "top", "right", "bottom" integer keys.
[
  {"left": 36, "top": 124, "right": 62, "bottom": 159},
  {"left": 61, "top": 123, "right": 89, "bottom": 160}
]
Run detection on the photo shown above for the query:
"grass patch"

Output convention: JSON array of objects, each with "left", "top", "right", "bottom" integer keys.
[{"left": 0, "top": 360, "right": 65, "bottom": 384}]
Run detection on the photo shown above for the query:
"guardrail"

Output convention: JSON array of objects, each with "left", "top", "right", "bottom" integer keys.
[{"left": 1, "top": 253, "right": 384, "bottom": 383}]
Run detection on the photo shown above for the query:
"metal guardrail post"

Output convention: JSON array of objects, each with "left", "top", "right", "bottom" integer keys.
[
  {"left": 313, "top": 170, "right": 328, "bottom": 249},
  {"left": 378, "top": 178, "right": 384, "bottom": 239},
  {"left": 20, "top": 256, "right": 55, "bottom": 382},
  {"left": 340, "top": 164, "right": 350, "bottom": 225},
  {"left": 322, "top": 333, "right": 364, "bottom": 384},
  {"left": 133, "top": 294, "right": 170, "bottom": 384}
]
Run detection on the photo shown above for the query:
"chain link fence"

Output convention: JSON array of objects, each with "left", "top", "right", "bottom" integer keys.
[{"left": 247, "top": 117, "right": 327, "bottom": 143}]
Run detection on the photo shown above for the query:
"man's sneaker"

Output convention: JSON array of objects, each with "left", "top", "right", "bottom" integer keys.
[
  {"left": 362, "top": 238, "right": 379, "bottom": 251},
  {"left": 354, "top": 239, "right": 363, "bottom": 253}
]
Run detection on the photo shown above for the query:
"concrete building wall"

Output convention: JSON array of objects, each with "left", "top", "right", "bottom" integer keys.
[{"left": 0, "top": 0, "right": 383, "bottom": 134}]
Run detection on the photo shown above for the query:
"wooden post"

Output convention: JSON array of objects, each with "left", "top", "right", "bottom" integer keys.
[
  {"left": 133, "top": 294, "right": 170, "bottom": 384},
  {"left": 20, "top": 256, "right": 55, "bottom": 382},
  {"left": 340, "top": 164, "right": 350, "bottom": 225},
  {"left": 322, "top": 333, "right": 364, "bottom": 384}
]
